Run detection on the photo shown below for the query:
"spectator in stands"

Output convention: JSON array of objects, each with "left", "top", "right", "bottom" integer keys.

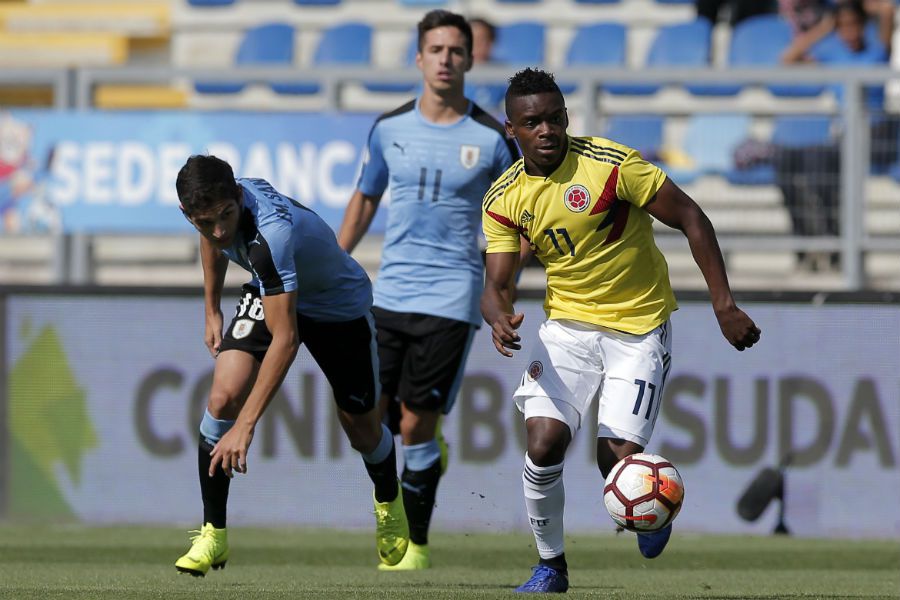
[
  {"left": 470, "top": 17, "right": 496, "bottom": 64},
  {"left": 338, "top": 9, "right": 518, "bottom": 571},
  {"left": 777, "top": 0, "right": 896, "bottom": 271},
  {"left": 696, "top": 0, "right": 777, "bottom": 26},
  {"left": 779, "top": 0, "right": 833, "bottom": 36},
  {"left": 173, "top": 156, "right": 408, "bottom": 576}
]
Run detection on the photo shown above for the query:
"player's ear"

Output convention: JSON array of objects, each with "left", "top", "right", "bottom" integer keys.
[
  {"left": 179, "top": 204, "right": 193, "bottom": 224},
  {"left": 504, "top": 120, "right": 515, "bottom": 139}
]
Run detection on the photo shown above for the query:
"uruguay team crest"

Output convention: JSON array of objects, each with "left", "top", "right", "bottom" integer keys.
[
  {"left": 232, "top": 319, "right": 255, "bottom": 340},
  {"left": 564, "top": 184, "right": 591, "bottom": 212},
  {"left": 459, "top": 144, "right": 480, "bottom": 169}
]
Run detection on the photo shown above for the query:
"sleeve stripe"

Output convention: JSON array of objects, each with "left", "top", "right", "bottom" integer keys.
[
  {"left": 569, "top": 143, "right": 624, "bottom": 166},
  {"left": 483, "top": 161, "right": 523, "bottom": 201},
  {"left": 485, "top": 210, "right": 520, "bottom": 231},
  {"left": 482, "top": 163, "right": 524, "bottom": 210},
  {"left": 571, "top": 137, "right": 627, "bottom": 159}
]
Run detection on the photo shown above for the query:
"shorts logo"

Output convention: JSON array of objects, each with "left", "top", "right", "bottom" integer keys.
[
  {"left": 563, "top": 184, "right": 590, "bottom": 213},
  {"left": 232, "top": 319, "right": 255, "bottom": 340},
  {"left": 460, "top": 144, "right": 480, "bottom": 169},
  {"left": 527, "top": 360, "right": 543, "bottom": 381}
]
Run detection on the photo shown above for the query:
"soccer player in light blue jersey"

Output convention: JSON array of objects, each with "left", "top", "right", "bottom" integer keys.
[
  {"left": 338, "top": 10, "right": 519, "bottom": 570},
  {"left": 174, "top": 155, "right": 409, "bottom": 576}
]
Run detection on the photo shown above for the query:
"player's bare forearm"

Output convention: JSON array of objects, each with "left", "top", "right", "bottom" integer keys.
[
  {"left": 482, "top": 251, "right": 525, "bottom": 357},
  {"left": 646, "top": 179, "right": 760, "bottom": 351},
  {"left": 237, "top": 291, "right": 299, "bottom": 428},
  {"left": 200, "top": 236, "right": 228, "bottom": 316},
  {"left": 337, "top": 190, "right": 380, "bottom": 253}
]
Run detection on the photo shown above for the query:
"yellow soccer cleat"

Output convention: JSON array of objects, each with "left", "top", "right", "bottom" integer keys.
[
  {"left": 377, "top": 541, "right": 431, "bottom": 571},
  {"left": 436, "top": 417, "right": 449, "bottom": 476},
  {"left": 374, "top": 482, "right": 409, "bottom": 566},
  {"left": 175, "top": 523, "right": 229, "bottom": 577}
]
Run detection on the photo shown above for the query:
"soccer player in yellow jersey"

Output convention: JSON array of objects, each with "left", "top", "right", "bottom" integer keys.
[{"left": 481, "top": 69, "right": 761, "bottom": 594}]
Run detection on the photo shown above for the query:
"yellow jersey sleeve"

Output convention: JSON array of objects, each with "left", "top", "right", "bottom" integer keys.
[
  {"left": 616, "top": 149, "right": 667, "bottom": 208},
  {"left": 482, "top": 163, "right": 524, "bottom": 254}
]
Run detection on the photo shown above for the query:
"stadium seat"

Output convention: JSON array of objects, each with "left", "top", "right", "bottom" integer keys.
[
  {"left": 664, "top": 114, "right": 751, "bottom": 183},
  {"left": 491, "top": 22, "right": 545, "bottom": 65},
  {"left": 561, "top": 23, "right": 626, "bottom": 94},
  {"left": 608, "top": 19, "right": 712, "bottom": 96},
  {"left": 727, "top": 115, "right": 832, "bottom": 185},
  {"left": 682, "top": 114, "right": 752, "bottom": 176},
  {"left": 602, "top": 115, "right": 663, "bottom": 157},
  {"left": 193, "top": 23, "right": 309, "bottom": 95},
  {"left": 729, "top": 15, "right": 824, "bottom": 97},
  {"left": 468, "top": 22, "right": 544, "bottom": 110},
  {"left": 312, "top": 23, "right": 376, "bottom": 94}
]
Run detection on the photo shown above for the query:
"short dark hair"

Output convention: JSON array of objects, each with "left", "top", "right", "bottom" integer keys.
[
  {"left": 417, "top": 9, "right": 473, "bottom": 57},
  {"left": 505, "top": 68, "right": 563, "bottom": 115},
  {"left": 176, "top": 155, "right": 240, "bottom": 216},
  {"left": 833, "top": 0, "right": 866, "bottom": 22},
  {"left": 469, "top": 17, "right": 496, "bottom": 42}
]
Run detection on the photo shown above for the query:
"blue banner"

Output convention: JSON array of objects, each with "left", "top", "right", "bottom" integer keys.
[{"left": 0, "top": 110, "right": 383, "bottom": 234}]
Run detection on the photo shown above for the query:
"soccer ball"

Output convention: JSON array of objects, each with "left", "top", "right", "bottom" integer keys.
[{"left": 603, "top": 453, "right": 684, "bottom": 533}]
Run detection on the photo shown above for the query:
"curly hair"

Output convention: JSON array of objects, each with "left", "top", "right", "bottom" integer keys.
[{"left": 505, "top": 68, "right": 563, "bottom": 115}]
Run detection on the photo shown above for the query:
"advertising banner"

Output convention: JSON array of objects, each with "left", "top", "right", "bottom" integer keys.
[
  {"left": 0, "top": 110, "right": 379, "bottom": 235},
  {"left": 4, "top": 295, "right": 899, "bottom": 538}
]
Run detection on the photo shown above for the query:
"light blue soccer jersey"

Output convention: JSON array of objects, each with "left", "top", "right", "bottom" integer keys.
[
  {"left": 223, "top": 178, "right": 372, "bottom": 321},
  {"left": 357, "top": 99, "right": 517, "bottom": 325}
]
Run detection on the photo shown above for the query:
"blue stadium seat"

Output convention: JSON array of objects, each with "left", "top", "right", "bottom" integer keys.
[
  {"left": 665, "top": 114, "right": 751, "bottom": 183},
  {"left": 194, "top": 23, "right": 304, "bottom": 95},
  {"left": 727, "top": 115, "right": 832, "bottom": 185},
  {"left": 188, "top": 0, "right": 235, "bottom": 5},
  {"left": 728, "top": 15, "right": 824, "bottom": 97},
  {"left": 299, "top": 23, "right": 373, "bottom": 95},
  {"left": 469, "top": 22, "right": 544, "bottom": 110},
  {"left": 609, "top": 19, "right": 712, "bottom": 96},
  {"left": 562, "top": 22, "right": 626, "bottom": 94},
  {"left": 491, "top": 22, "right": 545, "bottom": 65},
  {"left": 602, "top": 115, "right": 664, "bottom": 157}
]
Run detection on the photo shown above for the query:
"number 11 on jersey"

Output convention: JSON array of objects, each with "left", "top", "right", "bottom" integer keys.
[{"left": 544, "top": 227, "right": 575, "bottom": 256}]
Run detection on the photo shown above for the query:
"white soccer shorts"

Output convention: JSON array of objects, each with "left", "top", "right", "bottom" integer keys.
[{"left": 514, "top": 318, "right": 673, "bottom": 446}]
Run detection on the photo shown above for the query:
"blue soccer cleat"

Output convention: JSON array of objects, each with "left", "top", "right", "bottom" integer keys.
[
  {"left": 515, "top": 564, "right": 569, "bottom": 593},
  {"left": 637, "top": 524, "right": 672, "bottom": 559}
]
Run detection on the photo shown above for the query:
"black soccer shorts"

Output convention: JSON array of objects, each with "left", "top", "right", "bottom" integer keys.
[
  {"left": 219, "top": 284, "right": 379, "bottom": 414},
  {"left": 372, "top": 306, "right": 476, "bottom": 415}
]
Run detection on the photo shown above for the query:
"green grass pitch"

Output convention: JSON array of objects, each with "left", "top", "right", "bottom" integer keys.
[{"left": 0, "top": 525, "right": 896, "bottom": 599}]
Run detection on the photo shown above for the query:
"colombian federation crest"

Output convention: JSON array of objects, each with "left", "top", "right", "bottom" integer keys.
[
  {"left": 563, "top": 184, "right": 591, "bottom": 213},
  {"left": 527, "top": 360, "right": 544, "bottom": 381},
  {"left": 459, "top": 144, "right": 480, "bottom": 169}
]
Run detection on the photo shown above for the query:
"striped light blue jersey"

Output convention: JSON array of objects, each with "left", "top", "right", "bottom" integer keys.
[
  {"left": 357, "top": 99, "right": 517, "bottom": 325},
  {"left": 223, "top": 178, "right": 372, "bottom": 321}
]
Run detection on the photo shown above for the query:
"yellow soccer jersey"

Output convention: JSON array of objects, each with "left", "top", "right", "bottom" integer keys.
[{"left": 482, "top": 135, "right": 677, "bottom": 334}]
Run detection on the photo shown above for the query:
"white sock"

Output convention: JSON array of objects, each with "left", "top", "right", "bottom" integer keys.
[{"left": 522, "top": 453, "right": 565, "bottom": 559}]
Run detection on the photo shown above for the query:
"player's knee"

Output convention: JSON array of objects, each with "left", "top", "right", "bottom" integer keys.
[
  {"left": 206, "top": 389, "right": 242, "bottom": 419},
  {"left": 527, "top": 437, "right": 568, "bottom": 467}
]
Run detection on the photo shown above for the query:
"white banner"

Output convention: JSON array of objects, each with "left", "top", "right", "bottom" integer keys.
[{"left": 5, "top": 295, "right": 899, "bottom": 538}]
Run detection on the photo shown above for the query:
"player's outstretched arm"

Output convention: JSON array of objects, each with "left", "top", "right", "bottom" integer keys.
[
  {"left": 337, "top": 189, "right": 381, "bottom": 253},
  {"left": 644, "top": 178, "right": 761, "bottom": 351},
  {"left": 209, "top": 290, "right": 299, "bottom": 477},
  {"left": 200, "top": 236, "right": 229, "bottom": 357},
  {"left": 481, "top": 251, "right": 525, "bottom": 357}
]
